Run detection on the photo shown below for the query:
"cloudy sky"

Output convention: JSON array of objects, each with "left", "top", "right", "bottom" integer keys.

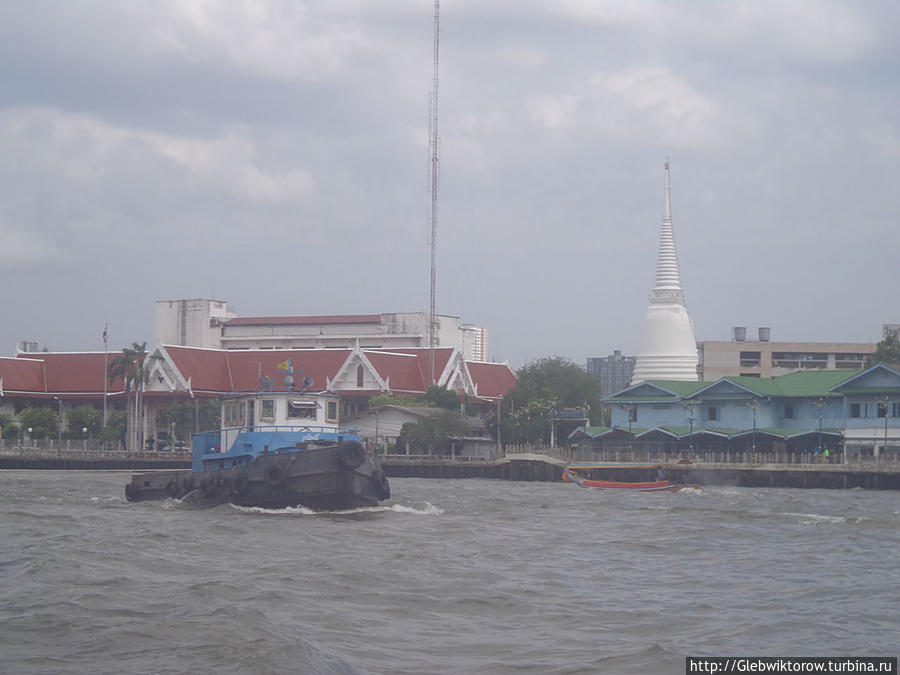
[{"left": 1, "top": 1, "right": 898, "bottom": 367}]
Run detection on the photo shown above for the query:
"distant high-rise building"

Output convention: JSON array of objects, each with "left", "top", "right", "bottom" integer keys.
[
  {"left": 587, "top": 350, "right": 636, "bottom": 396},
  {"left": 631, "top": 160, "right": 699, "bottom": 384}
]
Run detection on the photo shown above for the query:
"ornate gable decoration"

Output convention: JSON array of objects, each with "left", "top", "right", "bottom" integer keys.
[
  {"left": 438, "top": 349, "right": 474, "bottom": 396},
  {"left": 329, "top": 344, "right": 387, "bottom": 392},
  {"left": 143, "top": 346, "right": 191, "bottom": 394}
]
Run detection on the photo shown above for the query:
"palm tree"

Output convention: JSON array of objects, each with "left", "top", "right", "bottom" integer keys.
[{"left": 107, "top": 342, "right": 153, "bottom": 451}]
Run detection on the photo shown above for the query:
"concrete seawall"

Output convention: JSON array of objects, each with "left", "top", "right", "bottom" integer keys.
[
  {"left": 383, "top": 453, "right": 566, "bottom": 482},
  {"left": 666, "top": 463, "right": 900, "bottom": 490},
  {"left": 383, "top": 455, "right": 900, "bottom": 490},
  {"left": 4, "top": 449, "right": 900, "bottom": 490}
]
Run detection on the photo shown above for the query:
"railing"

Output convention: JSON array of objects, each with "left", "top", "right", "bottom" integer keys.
[
  {"left": 569, "top": 447, "right": 900, "bottom": 467},
  {"left": 380, "top": 454, "right": 498, "bottom": 463},
  {"left": 0, "top": 438, "right": 190, "bottom": 460}
]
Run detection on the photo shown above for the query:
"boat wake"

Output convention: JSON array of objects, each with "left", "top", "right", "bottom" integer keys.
[
  {"left": 783, "top": 511, "right": 851, "bottom": 526},
  {"left": 229, "top": 502, "right": 443, "bottom": 517}
]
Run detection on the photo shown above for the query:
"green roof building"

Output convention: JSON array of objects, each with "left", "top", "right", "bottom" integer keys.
[{"left": 586, "top": 364, "right": 900, "bottom": 459}]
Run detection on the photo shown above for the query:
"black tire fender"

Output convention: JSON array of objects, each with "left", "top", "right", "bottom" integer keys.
[
  {"left": 231, "top": 474, "right": 250, "bottom": 495},
  {"left": 337, "top": 441, "right": 366, "bottom": 470},
  {"left": 264, "top": 463, "right": 287, "bottom": 487},
  {"left": 200, "top": 477, "right": 218, "bottom": 498},
  {"left": 165, "top": 480, "right": 179, "bottom": 498},
  {"left": 125, "top": 482, "right": 138, "bottom": 502}
]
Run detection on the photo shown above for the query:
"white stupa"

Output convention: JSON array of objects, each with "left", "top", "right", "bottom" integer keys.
[{"left": 631, "top": 160, "right": 699, "bottom": 384}]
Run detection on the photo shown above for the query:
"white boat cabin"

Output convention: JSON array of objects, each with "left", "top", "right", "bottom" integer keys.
[{"left": 221, "top": 391, "right": 342, "bottom": 431}]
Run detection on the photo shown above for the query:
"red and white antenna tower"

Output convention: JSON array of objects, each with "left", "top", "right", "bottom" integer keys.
[{"left": 428, "top": 0, "right": 440, "bottom": 385}]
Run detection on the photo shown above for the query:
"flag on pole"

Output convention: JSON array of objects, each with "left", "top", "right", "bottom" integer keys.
[
  {"left": 102, "top": 324, "right": 108, "bottom": 345},
  {"left": 276, "top": 358, "right": 291, "bottom": 372}
]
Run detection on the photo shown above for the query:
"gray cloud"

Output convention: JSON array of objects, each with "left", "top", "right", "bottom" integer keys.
[{"left": 1, "top": 1, "right": 898, "bottom": 363}]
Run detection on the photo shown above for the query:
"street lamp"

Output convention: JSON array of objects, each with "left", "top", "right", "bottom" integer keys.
[
  {"left": 745, "top": 400, "right": 757, "bottom": 454},
  {"left": 682, "top": 399, "right": 698, "bottom": 454},
  {"left": 496, "top": 396, "right": 502, "bottom": 457},
  {"left": 54, "top": 397, "right": 62, "bottom": 445},
  {"left": 812, "top": 397, "right": 826, "bottom": 459},
  {"left": 621, "top": 403, "right": 636, "bottom": 452}
]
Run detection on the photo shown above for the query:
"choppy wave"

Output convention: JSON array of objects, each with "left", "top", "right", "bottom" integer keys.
[
  {"left": 3, "top": 472, "right": 900, "bottom": 674},
  {"left": 783, "top": 511, "right": 849, "bottom": 525},
  {"left": 229, "top": 501, "right": 444, "bottom": 517}
]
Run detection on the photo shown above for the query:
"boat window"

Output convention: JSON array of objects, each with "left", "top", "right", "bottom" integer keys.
[
  {"left": 224, "top": 401, "right": 245, "bottom": 427},
  {"left": 260, "top": 398, "right": 275, "bottom": 422},
  {"left": 288, "top": 400, "right": 317, "bottom": 420}
]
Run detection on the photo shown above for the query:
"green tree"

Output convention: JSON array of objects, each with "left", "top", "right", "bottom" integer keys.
[
  {"left": 156, "top": 399, "right": 220, "bottom": 446},
  {"left": 160, "top": 400, "right": 195, "bottom": 442},
  {"left": 0, "top": 413, "right": 18, "bottom": 440},
  {"left": 18, "top": 407, "right": 58, "bottom": 439},
  {"left": 367, "top": 392, "right": 425, "bottom": 409},
  {"left": 65, "top": 406, "right": 102, "bottom": 439},
  {"left": 398, "top": 410, "right": 469, "bottom": 454},
  {"left": 867, "top": 334, "right": 900, "bottom": 367},
  {"left": 107, "top": 342, "right": 158, "bottom": 450},
  {"left": 492, "top": 357, "right": 602, "bottom": 446},
  {"left": 196, "top": 399, "right": 220, "bottom": 433},
  {"left": 100, "top": 410, "right": 127, "bottom": 442},
  {"left": 423, "top": 385, "right": 461, "bottom": 410}
]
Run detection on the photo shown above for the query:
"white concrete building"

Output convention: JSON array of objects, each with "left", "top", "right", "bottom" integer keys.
[
  {"left": 632, "top": 161, "right": 699, "bottom": 383},
  {"left": 155, "top": 299, "right": 236, "bottom": 350},
  {"left": 155, "top": 301, "right": 489, "bottom": 362}
]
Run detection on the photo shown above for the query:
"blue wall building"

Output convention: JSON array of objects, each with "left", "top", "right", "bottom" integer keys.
[{"left": 575, "top": 365, "right": 900, "bottom": 459}]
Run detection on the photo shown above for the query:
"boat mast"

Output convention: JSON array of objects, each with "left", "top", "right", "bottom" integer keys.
[{"left": 428, "top": 0, "right": 440, "bottom": 385}]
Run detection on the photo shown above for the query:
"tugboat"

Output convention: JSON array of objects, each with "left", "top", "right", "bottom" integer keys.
[{"left": 125, "top": 385, "right": 390, "bottom": 510}]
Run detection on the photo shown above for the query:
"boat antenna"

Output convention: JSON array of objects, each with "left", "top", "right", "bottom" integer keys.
[{"left": 428, "top": 0, "right": 440, "bottom": 386}]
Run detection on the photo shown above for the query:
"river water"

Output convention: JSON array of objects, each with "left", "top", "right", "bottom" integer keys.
[{"left": 1, "top": 471, "right": 898, "bottom": 674}]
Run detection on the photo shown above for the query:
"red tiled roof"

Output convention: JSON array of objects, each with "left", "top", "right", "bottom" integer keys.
[
  {"left": 224, "top": 349, "right": 351, "bottom": 392},
  {"left": 224, "top": 315, "right": 382, "bottom": 326},
  {"left": 2, "top": 347, "right": 514, "bottom": 403},
  {"left": 366, "top": 348, "right": 455, "bottom": 387},
  {"left": 163, "top": 346, "right": 232, "bottom": 392},
  {"left": 10, "top": 352, "right": 127, "bottom": 394},
  {"left": 365, "top": 351, "right": 424, "bottom": 392},
  {"left": 1, "top": 357, "right": 46, "bottom": 392},
  {"left": 466, "top": 361, "right": 516, "bottom": 399}
]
